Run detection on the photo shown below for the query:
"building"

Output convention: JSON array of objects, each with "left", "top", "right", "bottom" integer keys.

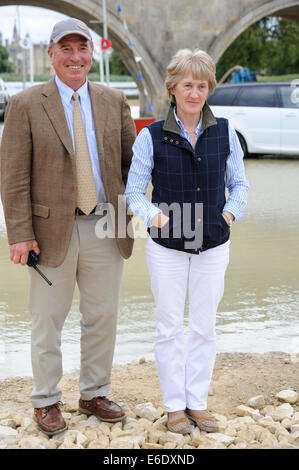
[{"left": 4, "top": 21, "right": 51, "bottom": 77}]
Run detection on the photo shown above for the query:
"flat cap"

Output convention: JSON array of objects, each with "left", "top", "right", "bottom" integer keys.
[{"left": 50, "top": 18, "right": 92, "bottom": 43}]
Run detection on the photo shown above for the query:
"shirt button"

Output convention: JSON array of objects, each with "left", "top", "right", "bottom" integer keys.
[
  {"left": 197, "top": 218, "right": 201, "bottom": 223},
  {"left": 170, "top": 139, "right": 174, "bottom": 143},
  {"left": 197, "top": 157, "right": 201, "bottom": 161},
  {"left": 176, "top": 141, "right": 179, "bottom": 145},
  {"left": 197, "top": 187, "right": 200, "bottom": 191}
]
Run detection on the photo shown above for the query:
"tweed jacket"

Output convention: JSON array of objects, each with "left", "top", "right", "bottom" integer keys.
[{"left": 0, "top": 78, "right": 136, "bottom": 266}]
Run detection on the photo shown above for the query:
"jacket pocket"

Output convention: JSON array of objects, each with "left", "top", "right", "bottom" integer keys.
[{"left": 32, "top": 203, "right": 50, "bottom": 218}]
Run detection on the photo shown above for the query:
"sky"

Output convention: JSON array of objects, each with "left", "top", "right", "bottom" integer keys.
[{"left": 0, "top": 5, "right": 100, "bottom": 45}]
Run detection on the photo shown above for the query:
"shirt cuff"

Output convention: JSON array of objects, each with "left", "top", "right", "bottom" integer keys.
[
  {"left": 223, "top": 201, "right": 243, "bottom": 221},
  {"left": 147, "top": 206, "right": 162, "bottom": 227}
]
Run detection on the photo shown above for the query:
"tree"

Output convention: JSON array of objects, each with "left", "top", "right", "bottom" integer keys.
[
  {"left": 216, "top": 17, "right": 299, "bottom": 81},
  {"left": 267, "top": 18, "right": 299, "bottom": 75},
  {"left": 109, "top": 50, "right": 129, "bottom": 76},
  {"left": 0, "top": 45, "right": 13, "bottom": 73}
]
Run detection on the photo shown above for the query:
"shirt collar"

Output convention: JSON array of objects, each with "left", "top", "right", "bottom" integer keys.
[
  {"left": 173, "top": 106, "right": 203, "bottom": 135},
  {"left": 55, "top": 75, "right": 89, "bottom": 105}
]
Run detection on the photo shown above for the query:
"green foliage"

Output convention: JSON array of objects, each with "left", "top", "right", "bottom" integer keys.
[
  {"left": 0, "top": 45, "right": 13, "bottom": 73},
  {"left": 268, "top": 18, "right": 299, "bottom": 75},
  {"left": 216, "top": 17, "right": 299, "bottom": 82},
  {"left": 258, "top": 73, "right": 299, "bottom": 82},
  {"left": 90, "top": 51, "right": 129, "bottom": 76},
  {"left": 109, "top": 50, "right": 130, "bottom": 76},
  {"left": 88, "top": 51, "right": 130, "bottom": 78}
]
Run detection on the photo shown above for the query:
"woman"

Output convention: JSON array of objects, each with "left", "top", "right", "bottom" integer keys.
[{"left": 125, "top": 49, "right": 249, "bottom": 434}]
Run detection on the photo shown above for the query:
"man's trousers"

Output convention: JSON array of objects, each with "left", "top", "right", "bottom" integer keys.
[{"left": 28, "top": 214, "right": 123, "bottom": 408}]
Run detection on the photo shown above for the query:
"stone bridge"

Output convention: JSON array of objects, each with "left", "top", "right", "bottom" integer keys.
[{"left": 1, "top": 0, "right": 298, "bottom": 117}]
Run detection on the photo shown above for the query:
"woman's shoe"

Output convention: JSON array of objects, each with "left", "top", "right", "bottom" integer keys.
[
  {"left": 186, "top": 409, "right": 219, "bottom": 433},
  {"left": 167, "top": 411, "right": 193, "bottom": 434}
]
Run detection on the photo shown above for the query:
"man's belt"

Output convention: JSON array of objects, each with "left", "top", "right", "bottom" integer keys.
[{"left": 75, "top": 206, "right": 97, "bottom": 216}]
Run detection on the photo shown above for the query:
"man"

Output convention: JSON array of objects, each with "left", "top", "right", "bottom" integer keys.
[{"left": 0, "top": 18, "right": 136, "bottom": 436}]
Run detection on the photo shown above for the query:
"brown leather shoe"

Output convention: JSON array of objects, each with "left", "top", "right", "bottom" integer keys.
[
  {"left": 78, "top": 396, "right": 125, "bottom": 422},
  {"left": 34, "top": 402, "right": 67, "bottom": 436}
]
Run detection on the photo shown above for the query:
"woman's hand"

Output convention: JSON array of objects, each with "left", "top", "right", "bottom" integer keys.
[
  {"left": 222, "top": 211, "right": 235, "bottom": 227},
  {"left": 151, "top": 213, "right": 170, "bottom": 228}
]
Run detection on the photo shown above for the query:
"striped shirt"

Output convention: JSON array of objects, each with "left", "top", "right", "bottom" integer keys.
[{"left": 125, "top": 107, "right": 249, "bottom": 227}]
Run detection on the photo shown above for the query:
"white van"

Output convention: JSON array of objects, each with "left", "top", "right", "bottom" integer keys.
[{"left": 207, "top": 82, "right": 299, "bottom": 156}]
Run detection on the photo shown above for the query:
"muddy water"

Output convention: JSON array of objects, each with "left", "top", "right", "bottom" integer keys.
[{"left": 0, "top": 120, "right": 299, "bottom": 378}]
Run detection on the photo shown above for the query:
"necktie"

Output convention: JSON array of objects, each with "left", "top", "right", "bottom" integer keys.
[{"left": 72, "top": 91, "right": 98, "bottom": 215}]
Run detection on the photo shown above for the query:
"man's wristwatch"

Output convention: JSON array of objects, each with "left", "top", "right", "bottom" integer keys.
[{"left": 222, "top": 212, "right": 233, "bottom": 228}]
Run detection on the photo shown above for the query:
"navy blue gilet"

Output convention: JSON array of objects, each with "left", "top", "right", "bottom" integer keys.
[{"left": 146, "top": 109, "right": 230, "bottom": 254}]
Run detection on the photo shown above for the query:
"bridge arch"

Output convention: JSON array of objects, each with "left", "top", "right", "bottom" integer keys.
[
  {"left": 0, "top": 0, "right": 164, "bottom": 116},
  {"left": 209, "top": 0, "right": 299, "bottom": 62},
  {"left": 1, "top": 0, "right": 299, "bottom": 117}
]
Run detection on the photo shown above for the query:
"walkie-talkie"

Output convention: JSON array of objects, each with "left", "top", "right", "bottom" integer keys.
[{"left": 27, "top": 251, "right": 52, "bottom": 286}]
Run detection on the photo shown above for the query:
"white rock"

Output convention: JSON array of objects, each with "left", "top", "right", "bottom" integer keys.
[
  {"left": 235, "top": 406, "right": 262, "bottom": 421},
  {"left": 142, "top": 442, "right": 164, "bottom": 449},
  {"left": 75, "top": 431, "right": 89, "bottom": 448},
  {"left": 270, "top": 403, "right": 294, "bottom": 421},
  {"left": 148, "top": 430, "right": 165, "bottom": 444},
  {"left": 205, "top": 432, "right": 235, "bottom": 446},
  {"left": 0, "top": 436, "right": 19, "bottom": 449},
  {"left": 213, "top": 413, "right": 227, "bottom": 430},
  {"left": 258, "top": 416, "right": 275, "bottom": 426},
  {"left": 0, "top": 419, "right": 17, "bottom": 429},
  {"left": 190, "top": 427, "right": 201, "bottom": 446},
  {"left": 18, "top": 437, "right": 46, "bottom": 449},
  {"left": 163, "top": 441, "right": 177, "bottom": 449},
  {"left": 227, "top": 416, "right": 255, "bottom": 426},
  {"left": 276, "top": 390, "right": 299, "bottom": 404},
  {"left": 0, "top": 425, "right": 18, "bottom": 439},
  {"left": 51, "top": 429, "right": 69, "bottom": 442},
  {"left": 261, "top": 405, "right": 275, "bottom": 416},
  {"left": 64, "top": 401, "right": 78, "bottom": 412},
  {"left": 84, "top": 415, "right": 102, "bottom": 428},
  {"left": 281, "top": 418, "right": 292, "bottom": 430},
  {"left": 247, "top": 395, "right": 265, "bottom": 409},
  {"left": 109, "top": 432, "right": 147, "bottom": 449},
  {"left": 22, "top": 417, "right": 33, "bottom": 427},
  {"left": 59, "top": 442, "right": 85, "bottom": 449},
  {"left": 153, "top": 415, "right": 167, "bottom": 430},
  {"left": 123, "top": 418, "right": 138, "bottom": 429},
  {"left": 159, "top": 431, "right": 185, "bottom": 446},
  {"left": 134, "top": 403, "right": 162, "bottom": 422}
]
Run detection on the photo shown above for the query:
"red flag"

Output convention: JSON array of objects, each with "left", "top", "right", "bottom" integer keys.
[{"left": 101, "top": 38, "right": 112, "bottom": 50}]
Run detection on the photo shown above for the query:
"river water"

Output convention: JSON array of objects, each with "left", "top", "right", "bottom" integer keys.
[{"left": 0, "top": 84, "right": 299, "bottom": 378}]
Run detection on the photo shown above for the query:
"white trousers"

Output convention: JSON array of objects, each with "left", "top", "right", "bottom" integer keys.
[{"left": 146, "top": 236, "right": 230, "bottom": 412}]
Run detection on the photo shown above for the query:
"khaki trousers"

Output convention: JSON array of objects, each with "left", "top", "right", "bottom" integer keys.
[{"left": 28, "top": 214, "right": 124, "bottom": 408}]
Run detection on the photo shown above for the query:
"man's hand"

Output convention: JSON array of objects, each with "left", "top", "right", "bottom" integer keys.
[
  {"left": 10, "top": 240, "right": 40, "bottom": 266},
  {"left": 150, "top": 213, "right": 170, "bottom": 228}
]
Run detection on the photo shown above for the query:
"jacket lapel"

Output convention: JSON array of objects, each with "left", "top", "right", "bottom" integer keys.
[
  {"left": 41, "top": 78, "right": 74, "bottom": 156},
  {"left": 88, "top": 82, "right": 107, "bottom": 170}
]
